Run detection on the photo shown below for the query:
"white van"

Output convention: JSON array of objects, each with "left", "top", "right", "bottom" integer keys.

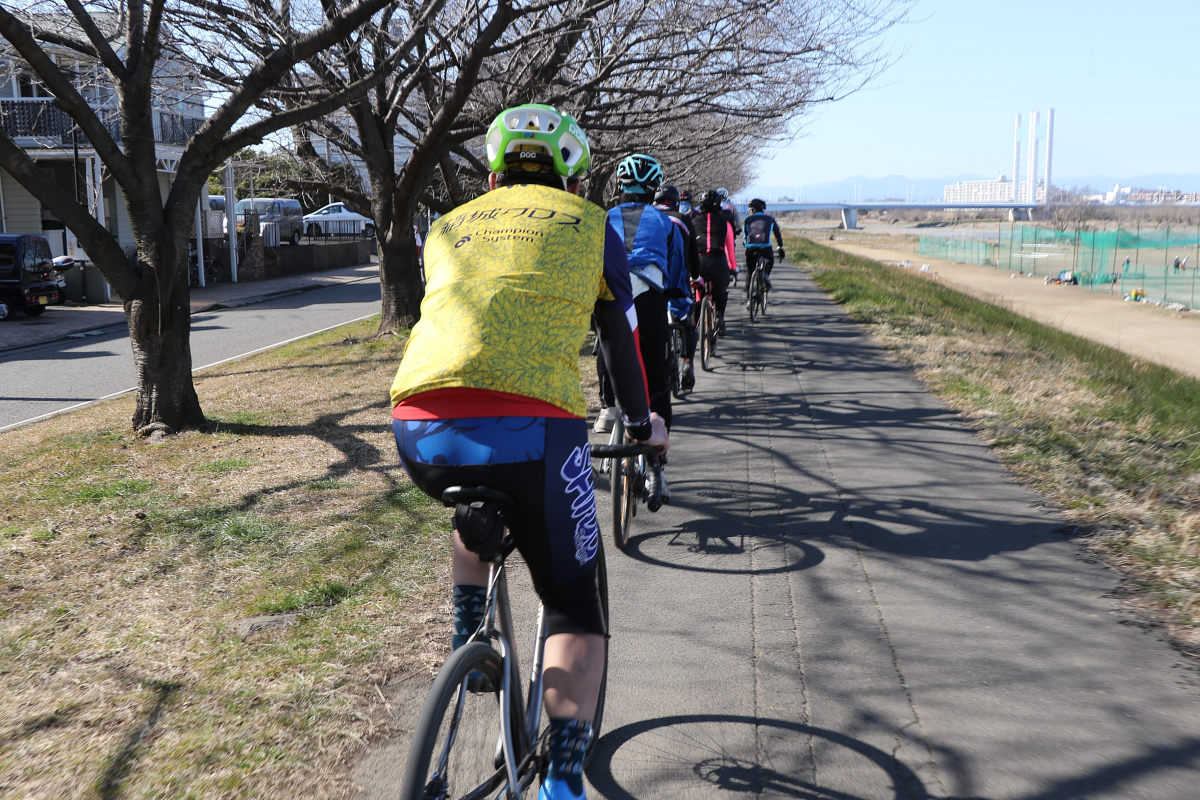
[{"left": 233, "top": 198, "right": 304, "bottom": 245}]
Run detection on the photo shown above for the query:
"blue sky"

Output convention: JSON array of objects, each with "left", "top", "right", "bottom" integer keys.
[{"left": 747, "top": 0, "right": 1200, "bottom": 193}]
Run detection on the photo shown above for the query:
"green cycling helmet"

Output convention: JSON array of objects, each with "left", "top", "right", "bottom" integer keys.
[{"left": 485, "top": 104, "right": 591, "bottom": 179}]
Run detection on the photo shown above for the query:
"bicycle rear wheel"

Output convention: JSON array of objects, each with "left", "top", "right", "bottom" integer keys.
[
  {"left": 400, "top": 641, "right": 508, "bottom": 800},
  {"left": 749, "top": 269, "right": 763, "bottom": 323},
  {"left": 699, "top": 298, "right": 716, "bottom": 371},
  {"left": 608, "top": 418, "right": 634, "bottom": 551},
  {"left": 668, "top": 326, "right": 683, "bottom": 399}
]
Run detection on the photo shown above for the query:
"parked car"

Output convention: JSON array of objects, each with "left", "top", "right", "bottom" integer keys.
[
  {"left": 232, "top": 198, "right": 304, "bottom": 245},
  {"left": 303, "top": 203, "right": 375, "bottom": 238},
  {"left": 0, "top": 234, "right": 62, "bottom": 319}
]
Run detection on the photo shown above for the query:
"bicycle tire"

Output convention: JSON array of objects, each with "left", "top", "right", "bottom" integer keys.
[
  {"left": 399, "top": 641, "right": 508, "bottom": 800},
  {"left": 585, "top": 542, "right": 610, "bottom": 767},
  {"left": 608, "top": 418, "right": 632, "bottom": 551},
  {"left": 613, "top": 455, "right": 636, "bottom": 551},
  {"left": 667, "top": 327, "right": 682, "bottom": 399},
  {"left": 708, "top": 298, "right": 719, "bottom": 360},
  {"left": 749, "top": 269, "right": 762, "bottom": 323},
  {"left": 700, "top": 297, "right": 717, "bottom": 371},
  {"left": 672, "top": 326, "right": 689, "bottom": 398}
]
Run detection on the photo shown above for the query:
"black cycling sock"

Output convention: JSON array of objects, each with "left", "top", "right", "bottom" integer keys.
[
  {"left": 452, "top": 584, "right": 486, "bottom": 649},
  {"left": 546, "top": 717, "right": 592, "bottom": 793}
]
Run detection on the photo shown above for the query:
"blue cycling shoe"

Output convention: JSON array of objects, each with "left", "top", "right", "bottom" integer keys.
[{"left": 538, "top": 776, "right": 585, "bottom": 800}]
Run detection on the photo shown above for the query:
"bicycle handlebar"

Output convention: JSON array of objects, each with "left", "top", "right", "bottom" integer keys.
[
  {"left": 590, "top": 442, "right": 660, "bottom": 459},
  {"left": 590, "top": 443, "right": 666, "bottom": 512}
]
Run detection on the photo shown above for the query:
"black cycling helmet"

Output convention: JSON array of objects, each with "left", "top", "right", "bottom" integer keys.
[
  {"left": 654, "top": 184, "right": 681, "bottom": 205},
  {"left": 699, "top": 189, "right": 722, "bottom": 211},
  {"left": 749, "top": 198, "right": 766, "bottom": 212}
]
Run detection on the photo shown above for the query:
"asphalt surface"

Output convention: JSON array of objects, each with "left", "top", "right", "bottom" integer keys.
[
  {"left": 0, "top": 263, "right": 382, "bottom": 432},
  {"left": 0, "top": 261, "right": 379, "bottom": 355},
  {"left": 350, "top": 264, "right": 1200, "bottom": 798}
]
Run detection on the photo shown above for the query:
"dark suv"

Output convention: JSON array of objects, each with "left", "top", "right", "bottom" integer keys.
[{"left": 0, "top": 234, "right": 62, "bottom": 319}]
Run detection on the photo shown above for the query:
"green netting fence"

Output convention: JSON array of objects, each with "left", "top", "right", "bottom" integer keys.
[{"left": 919, "top": 223, "right": 1200, "bottom": 309}]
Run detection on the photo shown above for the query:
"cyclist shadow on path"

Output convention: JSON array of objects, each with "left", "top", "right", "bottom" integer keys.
[
  {"left": 625, "top": 467, "right": 1071, "bottom": 577},
  {"left": 587, "top": 713, "right": 941, "bottom": 800},
  {"left": 587, "top": 713, "right": 1200, "bottom": 799}
]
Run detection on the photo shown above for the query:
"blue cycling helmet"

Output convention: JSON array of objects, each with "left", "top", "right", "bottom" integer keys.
[{"left": 616, "top": 153, "right": 664, "bottom": 195}]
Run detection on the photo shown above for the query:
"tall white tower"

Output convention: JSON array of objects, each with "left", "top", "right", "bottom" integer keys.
[
  {"left": 1012, "top": 113, "right": 1022, "bottom": 203},
  {"left": 1026, "top": 111, "right": 1040, "bottom": 203},
  {"left": 1043, "top": 108, "right": 1054, "bottom": 202}
]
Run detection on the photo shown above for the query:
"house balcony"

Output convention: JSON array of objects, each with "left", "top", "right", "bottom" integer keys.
[{"left": 0, "top": 98, "right": 203, "bottom": 148}]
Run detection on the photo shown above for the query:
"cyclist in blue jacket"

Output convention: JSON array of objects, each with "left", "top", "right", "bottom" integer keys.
[
  {"left": 654, "top": 184, "right": 700, "bottom": 390},
  {"left": 742, "top": 197, "right": 785, "bottom": 303},
  {"left": 606, "top": 153, "right": 689, "bottom": 498}
]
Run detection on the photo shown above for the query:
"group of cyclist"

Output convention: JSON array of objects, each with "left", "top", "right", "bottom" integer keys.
[
  {"left": 593, "top": 164, "right": 786, "bottom": 498},
  {"left": 388, "top": 102, "right": 782, "bottom": 800}
]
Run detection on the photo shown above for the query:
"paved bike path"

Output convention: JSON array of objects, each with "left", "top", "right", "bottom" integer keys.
[
  {"left": 588, "top": 266, "right": 1200, "bottom": 798},
  {"left": 350, "top": 265, "right": 1200, "bottom": 798}
]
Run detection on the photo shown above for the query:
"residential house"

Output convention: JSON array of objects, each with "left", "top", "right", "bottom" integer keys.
[{"left": 0, "top": 23, "right": 208, "bottom": 300}]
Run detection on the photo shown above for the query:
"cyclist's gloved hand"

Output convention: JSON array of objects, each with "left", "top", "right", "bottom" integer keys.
[{"left": 776, "top": 247, "right": 785, "bottom": 261}]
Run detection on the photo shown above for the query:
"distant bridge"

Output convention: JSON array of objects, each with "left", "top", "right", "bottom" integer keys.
[{"left": 735, "top": 201, "right": 1042, "bottom": 229}]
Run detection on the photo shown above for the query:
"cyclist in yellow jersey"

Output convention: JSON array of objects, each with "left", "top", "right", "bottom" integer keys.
[{"left": 391, "top": 104, "right": 668, "bottom": 800}]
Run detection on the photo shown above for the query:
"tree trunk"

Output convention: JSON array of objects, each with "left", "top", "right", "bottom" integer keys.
[
  {"left": 124, "top": 272, "right": 205, "bottom": 436},
  {"left": 376, "top": 225, "right": 424, "bottom": 336}
]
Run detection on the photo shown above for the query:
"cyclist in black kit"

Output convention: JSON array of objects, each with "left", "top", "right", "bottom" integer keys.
[
  {"left": 692, "top": 189, "right": 738, "bottom": 335},
  {"left": 716, "top": 187, "right": 740, "bottom": 242},
  {"left": 742, "top": 198, "right": 785, "bottom": 302}
]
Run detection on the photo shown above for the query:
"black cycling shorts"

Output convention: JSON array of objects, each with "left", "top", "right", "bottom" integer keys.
[{"left": 393, "top": 416, "right": 605, "bottom": 637}]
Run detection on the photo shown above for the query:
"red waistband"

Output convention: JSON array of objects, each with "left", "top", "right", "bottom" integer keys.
[{"left": 393, "top": 387, "right": 577, "bottom": 420}]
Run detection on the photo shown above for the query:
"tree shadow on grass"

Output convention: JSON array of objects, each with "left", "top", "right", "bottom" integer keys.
[
  {"left": 200, "top": 397, "right": 411, "bottom": 515},
  {"left": 95, "top": 672, "right": 181, "bottom": 800}
]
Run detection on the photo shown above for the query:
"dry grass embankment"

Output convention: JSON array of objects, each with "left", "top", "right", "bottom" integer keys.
[
  {"left": 1, "top": 321, "right": 449, "bottom": 799},
  {"left": 1, "top": 319, "right": 606, "bottom": 799},
  {"left": 792, "top": 235, "right": 1200, "bottom": 653}
]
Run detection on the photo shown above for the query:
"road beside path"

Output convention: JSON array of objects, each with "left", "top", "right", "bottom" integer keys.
[
  {"left": 816, "top": 231, "right": 1200, "bottom": 382},
  {"left": 349, "top": 264, "right": 1200, "bottom": 799},
  {"left": 0, "top": 261, "right": 379, "bottom": 354}
]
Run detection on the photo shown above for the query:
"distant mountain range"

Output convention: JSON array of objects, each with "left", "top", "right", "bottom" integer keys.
[{"left": 741, "top": 174, "right": 1200, "bottom": 203}]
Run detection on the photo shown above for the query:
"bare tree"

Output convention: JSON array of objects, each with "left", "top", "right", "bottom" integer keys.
[
  {"left": 260, "top": 0, "right": 619, "bottom": 334},
  {"left": 265, "top": 0, "right": 909, "bottom": 332},
  {"left": 0, "top": 0, "right": 394, "bottom": 435},
  {"left": 553, "top": 0, "right": 912, "bottom": 203}
]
